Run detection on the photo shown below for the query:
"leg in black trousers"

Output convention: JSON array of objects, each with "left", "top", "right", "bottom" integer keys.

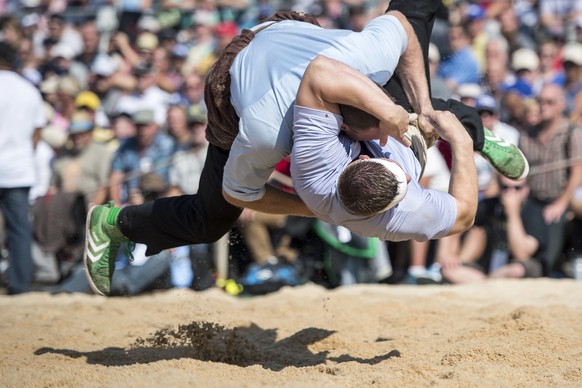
[
  {"left": 118, "top": 143, "right": 243, "bottom": 256},
  {"left": 384, "top": 0, "right": 485, "bottom": 151}
]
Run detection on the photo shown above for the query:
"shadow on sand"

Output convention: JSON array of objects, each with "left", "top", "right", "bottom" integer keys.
[{"left": 35, "top": 321, "right": 400, "bottom": 370}]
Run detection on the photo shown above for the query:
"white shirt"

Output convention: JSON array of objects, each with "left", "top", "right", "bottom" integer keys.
[
  {"left": 169, "top": 145, "right": 209, "bottom": 194},
  {"left": 0, "top": 71, "right": 46, "bottom": 188},
  {"left": 224, "top": 15, "right": 408, "bottom": 202},
  {"left": 30, "top": 140, "right": 55, "bottom": 202},
  {"left": 116, "top": 86, "right": 172, "bottom": 126},
  {"left": 291, "top": 106, "right": 457, "bottom": 242},
  {"left": 492, "top": 120, "right": 520, "bottom": 146}
]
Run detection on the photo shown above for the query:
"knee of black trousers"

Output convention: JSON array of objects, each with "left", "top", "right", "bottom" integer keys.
[{"left": 432, "top": 98, "right": 485, "bottom": 151}]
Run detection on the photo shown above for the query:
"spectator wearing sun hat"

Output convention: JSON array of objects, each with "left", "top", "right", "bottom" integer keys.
[
  {"left": 476, "top": 94, "right": 520, "bottom": 147},
  {"left": 456, "top": 83, "right": 483, "bottom": 108},
  {"left": 184, "top": 9, "right": 218, "bottom": 76},
  {"left": 47, "top": 43, "right": 88, "bottom": 89},
  {"left": 562, "top": 42, "right": 582, "bottom": 115},
  {"left": 55, "top": 76, "right": 82, "bottom": 121},
  {"left": 43, "top": 14, "right": 83, "bottom": 58},
  {"left": 75, "top": 90, "right": 116, "bottom": 146},
  {"left": 48, "top": 110, "right": 113, "bottom": 207},
  {"left": 166, "top": 104, "right": 208, "bottom": 198},
  {"left": 135, "top": 31, "right": 159, "bottom": 62},
  {"left": 108, "top": 108, "right": 175, "bottom": 206},
  {"left": 501, "top": 48, "right": 539, "bottom": 99},
  {"left": 115, "top": 62, "right": 173, "bottom": 126}
]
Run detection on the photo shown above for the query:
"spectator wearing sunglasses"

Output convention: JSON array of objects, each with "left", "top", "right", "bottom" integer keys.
[
  {"left": 441, "top": 176, "right": 545, "bottom": 284},
  {"left": 519, "top": 84, "right": 582, "bottom": 275}
]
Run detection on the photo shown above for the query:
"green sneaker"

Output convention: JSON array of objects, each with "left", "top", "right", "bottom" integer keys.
[
  {"left": 83, "top": 201, "right": 126, "bottom": 296},
  {"left": 479, "top": 128, "right": 530, "bottom": 180}
]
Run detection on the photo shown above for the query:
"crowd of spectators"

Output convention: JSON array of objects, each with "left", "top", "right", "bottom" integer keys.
[{"left": 0, "top": 0, "right": 581, "bottom": 295}]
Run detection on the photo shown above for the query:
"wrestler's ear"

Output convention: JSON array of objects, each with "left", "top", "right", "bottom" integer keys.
[{"left": 340, "top": 123, "right": 349, "bottom": 132}]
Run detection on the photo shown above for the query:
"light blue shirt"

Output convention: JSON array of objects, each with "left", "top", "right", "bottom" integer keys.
[
  {"left": 290, "top": 106, "right": 457, "bottom": 242},
  {"left": 224, "top": 15, "right": 408, "bottom": 201},
  {"left": 438, "top": 46, "right": 481, "bottom": 86}
]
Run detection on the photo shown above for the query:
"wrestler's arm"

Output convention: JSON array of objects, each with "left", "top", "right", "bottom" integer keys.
[
  {"left": 431, "top": 111, "right": 478, "bottom": 235},
  {"left": 387, "top": 10, "right": 435, "bottom": 136},
  {"left": 223, "top": 186, "right": 314, "bottom": 217},
  {"left": 297, "top": 55, "right": 409, "bottom": 146}
]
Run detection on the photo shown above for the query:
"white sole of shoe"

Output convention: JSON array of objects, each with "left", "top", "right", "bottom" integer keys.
[
  {"left": 83, "top": 204, "right": 106, "bottom": 296},
  {"left": 516, "top": 147, "right": 530, "bottom": 180}
]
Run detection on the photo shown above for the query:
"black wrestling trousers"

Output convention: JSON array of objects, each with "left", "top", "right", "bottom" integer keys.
[
  {"left": 118, "top": 143, "right": 242, "bottom": 256},
  {"left": 385, "top": 0, "right": 484, "bottom": 151}
]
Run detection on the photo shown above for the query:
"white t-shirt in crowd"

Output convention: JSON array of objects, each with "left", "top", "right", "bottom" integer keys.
[{"left": 0, "top": 71, "right": 46, "bottom": 188}]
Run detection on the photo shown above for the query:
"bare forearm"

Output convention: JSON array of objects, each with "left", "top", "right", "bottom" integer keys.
[
  {"left": 389, "top": 11, "right": 432, "bottom": 114},
  {"left": 505, "top": 211, "right": 538, "bottom": 260},
  {"left": 448, "top": 138, "right": 478, "bottom": 234},
  {"left": 430, "top": 111, "right": 477, "bottom": 235},
  {"left": 458, "top": 226, "right": 487, "bottom": 262},
  {"left": 110, "top": 73, "right": 137, "bottom": 91},
  {"left": 300, "top": 55, "right": 404, "bottom": 126},
  {"left": 223, "top": 185, "right": 314, "bottom": 217},
  {"left": 118, "top": 45, "right": 140, "bottom": 67}
]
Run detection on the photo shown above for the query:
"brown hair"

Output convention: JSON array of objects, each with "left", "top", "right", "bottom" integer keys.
[{"left": 338, "top": 160, "right": 399, "bottom": 216}]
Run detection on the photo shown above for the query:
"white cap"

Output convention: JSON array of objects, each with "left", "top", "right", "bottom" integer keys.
[
  {"left": 39, "top": 76, "right": 59, "bottom": 94},
  {"left": 137, "top": 14, "right": 161, "bottom": 32},
  {"left": 51, "top": 43, "right": 75, "bottom": 60},
  {"left": 457, "top": 83, "right": 482, "bottom": 99},
  {"left": 511, "top": 48, "right": 539, "bottom": 72},
  {"left": 428, "top": 42, "right": 440, "bottom": 63},
  {"left": 91, "top": 54, "right": 117, "bottom": 76},
  {"left": 563, "top": 43, "right": 582, "bottom": 66},
  {"left": 41, "top": 125, "right": 68, "bottom": 149},
  {"left": 192, "top": 9, "right": 217, "bottom": 27}
]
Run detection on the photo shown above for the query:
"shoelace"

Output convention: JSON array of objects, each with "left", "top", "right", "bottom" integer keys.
[{"left": 125, "top": 241, "right": 136, "bottom": 262}]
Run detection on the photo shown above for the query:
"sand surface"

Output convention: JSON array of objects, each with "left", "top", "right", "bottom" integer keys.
[{"left": 1, "top": 279, "right": 581, "bottom": 387}]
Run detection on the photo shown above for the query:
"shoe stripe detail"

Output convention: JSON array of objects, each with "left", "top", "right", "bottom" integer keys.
[
  {"left": 87, "top": 231, "right": 110, "bottom": 263},
  {"left": 88, "top": 232, "right": 109, "bottom": 252},
  {"left": 485, "top": 133, "right": 511, "bottom": 147}
]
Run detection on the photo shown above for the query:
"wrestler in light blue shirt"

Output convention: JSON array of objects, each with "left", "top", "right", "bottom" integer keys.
[
  {"left": 225, "top": 15, "right": 408, "bottom": 202},
  {"left": 290, "top": 106, "right": 457, "bottom": 241}
]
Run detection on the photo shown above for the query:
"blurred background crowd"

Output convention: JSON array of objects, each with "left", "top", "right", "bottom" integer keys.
[{"left": 0, "top": 0, "right": 581, "bottom": 296}]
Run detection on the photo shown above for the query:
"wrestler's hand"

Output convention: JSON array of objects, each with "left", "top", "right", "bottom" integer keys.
[
  {"left": 429, "top": 110, "right": 470, "bottom": 144},
  {"left": 418, "top": 109, "right": 438, "bottom": 139},
  {"left": 380, "top": 106, "right": 409, "bottom": 147}
]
